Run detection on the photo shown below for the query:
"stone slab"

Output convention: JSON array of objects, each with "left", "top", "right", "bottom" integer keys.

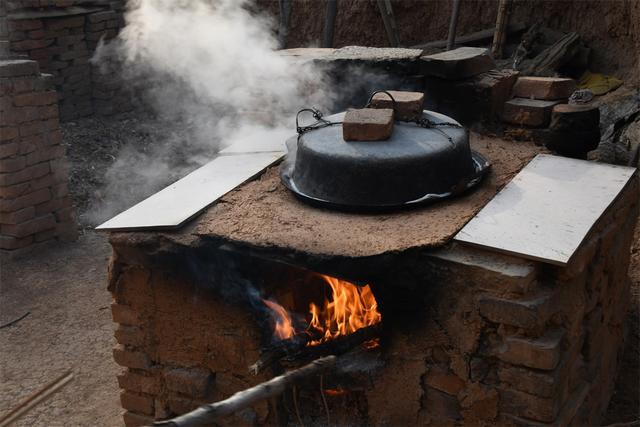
[
  {"left": 420, "top": 47, "right": 495, "bottom": 80},
  {"left": 512, "top": 76, "right": 576, "bottom": 101},
  {"left": 96, "top": 152, "right": 284, "bottom": 231},
  {"left": 370, "top": 90, "right": 424, "bottom": 121},
  {"left": 502, "top": 97, "right": 560, "bottom": 127},
  {"left": 342, "top": 108, "right": 394, "bottom": 141},
  {"left": 455, "top": 154, "right": 637, "bottom": 266}
]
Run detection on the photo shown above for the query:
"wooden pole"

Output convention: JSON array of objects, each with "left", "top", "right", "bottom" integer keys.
[
  {"left": 491, "top": 0, "right": 511, "bottom": 58},
  {"left": 322, "top": 0, "right": 339, "bottom": 48},
  {"left": 278, "top": 0, "right": 292, "bottom": 49},
  {"left": 446, "top": 0, "right": 462, "bottom": 51},
  {"left": 154, "top": 356, "right": 337, "bottom": 427},
  {"left": 376, "top": 0, "right": 400, "bottom": 47},
  {"left": 0, "top": 371, "right": 74, "bottom": 427}
]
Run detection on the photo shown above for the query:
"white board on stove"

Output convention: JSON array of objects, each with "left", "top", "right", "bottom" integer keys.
[
  {"left": 455, "top": 154, "right": 636, "bottom": 266},
  {"left": 96, "top": 152, "right": 283, "bottom": 231}
]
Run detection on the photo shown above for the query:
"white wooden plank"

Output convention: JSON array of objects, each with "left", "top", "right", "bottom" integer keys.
[
  {"left": 218, "top": 127, "right": 290, "bottom": 154},
  {"left": 96, "top": 152, "right": 283, "bottom": 231},
  {"left": 455, "top": 154, "right": 636, "bottom": 266}
]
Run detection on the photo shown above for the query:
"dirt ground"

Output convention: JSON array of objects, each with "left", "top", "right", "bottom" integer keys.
[{"left": 0, "top": 111, "right": 638, "bottom": 425}]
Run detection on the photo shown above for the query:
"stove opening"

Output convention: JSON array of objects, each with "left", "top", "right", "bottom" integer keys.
[{"left": 262, "top": 274, "right": 382, "bottom": 348}]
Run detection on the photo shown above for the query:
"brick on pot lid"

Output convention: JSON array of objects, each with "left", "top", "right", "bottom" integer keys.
[
  {"left": 342, "top": 108, "right": 394, "bottom": 141},
  {"left": 369, "top": 90, "right": 424, "bottom": 121}
]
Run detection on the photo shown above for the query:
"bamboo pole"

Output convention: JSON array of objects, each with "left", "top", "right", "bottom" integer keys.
[
  {"left": 0, "top": 371, "right": 74, "bottom": 427},
  {"left": 154, "top": 356, "right": 337, "bottom": 427}
]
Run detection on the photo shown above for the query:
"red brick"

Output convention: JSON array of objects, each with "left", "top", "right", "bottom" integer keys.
[
  {"left": 12, "top": 39, "right": 54, "bottom": 52},
  {"left": 8, "top": 20, "right": 43, "bottom": 31},
  {"left": 13, "top": 91, "right": 57, "bottom": 106},
  {"left": 43, "top": 118, "right": 59, "bottom": 131},
  {"left": 0, "top": 234, "right": 33, "bottom": 250},
  {"left": 499, "top": 387, "right": 560, "bottom": 422},
  {"left": 44, "top": 17, "right": 85, "bottom": 31},
  {"left": 122, "top": 411, "right": 154, "bottom": 427},
  {"left": 167, "top": 397, "right": 199, "bottom": 415},
  {"left": 1, "top": 181, "right": 31, "bottom": 198},
  {"left": 478, "top": 291, "right": 554, "bottom": 330},
  {"left": 502, "top": 98, "right": 560, "bottom": 127},
  {"left": 423, "top": 367, "right": 465, "bottom": 396},
  {"left": 0, "top": 206, "right": 35, "bottom": 224},
  {"left": 343, "top": 108, "right": 395, "bottom": 141},
  {"left": 117, "top": 371, "right": 159, "bottom": 394},
  {"left": 39, "top": 105, "right": 59, "bottom": 119},
  {"left": 0, "top": 162, "right": 49, "bottom": 186},
  {"left": 512, "top": 77, "right": 576, "bottom": 101},
  {"left": 0, "top": 155, "right": 25, "bottom": 173},
  {"left": 26, "top": 145, "right": 65, "bottom": 165},
  {"left": 1, "top": 213, "right": 56, "bottom": 237},
  {"left": 113, "top": 345, "right": 151, "bottom": 369},
  {"left": 0, "top": 188, "right": 51, "bottom": 213},
  {"left": 112, "top": 303, "right": 140, "bottom": 326},
  {"left": 165, "top": 367, "right": 213, "bottom": 398},
  {"left": 0, "top": 126, "right": 19, "bottom": 141},
  {"left": 35, "top": 196, "right": 64, "bottom": 215},
  {"left": 19, "top": 121, "right": 45, "bottom": 137},
  {"left": 11, "top": 78, "right": 35, "bottom": 94},
  {"left": 494, "top": 329, "right": 565, "bottom": 370},
  {"left": 114, "top": 325, "right": 144, "bottom": 347},
  {"left": 0, "top": 143, "right": 19, "bottom": 159},
  {"left": 19, "top": 133, "right": 45, "bottom": 154},
  {"left": 370, "top": 90, "right": 425, "bottom": 121},
  {"left": 120, "top": 391, "right": 154, "bottom": 416}
]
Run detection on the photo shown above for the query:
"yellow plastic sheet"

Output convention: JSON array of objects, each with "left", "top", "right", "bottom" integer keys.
[{"left": 577, "top": 71, "right": 623, "bottom": 96}]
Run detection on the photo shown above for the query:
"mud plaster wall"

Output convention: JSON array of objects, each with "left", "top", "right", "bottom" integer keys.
[
  {"left": 258, "top": 0, "right": 640, "bottom": 85},
  {"left": 107, "top": 171, "right": 638, "bottom": 426}
]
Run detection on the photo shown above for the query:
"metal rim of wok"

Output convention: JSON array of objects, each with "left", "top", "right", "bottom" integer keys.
[{"left": 281, "top": 150, "right": 491, "bottom": 212}]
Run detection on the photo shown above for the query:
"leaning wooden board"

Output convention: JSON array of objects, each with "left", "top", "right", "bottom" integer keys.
[
  {"left": 96, "top": 151, "right": 283, "bottom": 231},
  {"left": 455, "top": 154, "right": 636, "bottom": 266}
]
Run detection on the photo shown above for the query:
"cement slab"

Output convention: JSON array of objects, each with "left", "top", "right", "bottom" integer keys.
[{"left": 455, "top": 154, "right": 637, "bottom": 266}]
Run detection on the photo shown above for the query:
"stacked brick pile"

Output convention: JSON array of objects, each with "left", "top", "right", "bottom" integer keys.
[
  {"left": 1, "top": 59, "right": 76, "bottom": 251},
  {"left": 502, "top": 76, "right": 600, "bottom": 158},
  {"left": 422, "top": 47, "right": 520, "bottom": 128},
  {"left": 7, "top": 1, "right": 132, "bottom": 121}
]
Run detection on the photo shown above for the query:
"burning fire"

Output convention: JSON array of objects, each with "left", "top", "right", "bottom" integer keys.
[
  {"left": 262, "top": 299, "right": 295, "bottom": 340},
  {"left": 262, "top": 275, "right": 381, "bottom": 345}
]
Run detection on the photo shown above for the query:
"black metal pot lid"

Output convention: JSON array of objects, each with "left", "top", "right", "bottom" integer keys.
[{"left": 280, "top": 110, "right": 491, "bottom": 212}]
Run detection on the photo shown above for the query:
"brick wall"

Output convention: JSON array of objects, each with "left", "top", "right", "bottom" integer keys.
[
  {"left": 0, "top": 58, "right": 77, "bottom": 251},
  {"left": 106, "top": 174, "right": 639, "bottom": 426},
  {"left": 6, "top": 1, "right": 133, "bottom": 121}
]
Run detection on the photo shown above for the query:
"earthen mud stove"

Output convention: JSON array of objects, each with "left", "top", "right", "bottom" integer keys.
[{"left": 106, "top": 134, "right": 638, "bottom": 426}]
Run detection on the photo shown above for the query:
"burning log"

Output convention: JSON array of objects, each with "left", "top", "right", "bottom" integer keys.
[
  {"left": 285, "top": 324, "right": 381, "bottom": 364},
  {"left": 251, "top": 324, "right": 382, "bottom": 374},
  {"left": 154, "top": 356, "right": 337, "bottom": 427}
]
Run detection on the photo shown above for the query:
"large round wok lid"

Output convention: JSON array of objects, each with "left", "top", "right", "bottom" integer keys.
[{"left": 280, "top": 110, "right": 490, "bottom": 211}]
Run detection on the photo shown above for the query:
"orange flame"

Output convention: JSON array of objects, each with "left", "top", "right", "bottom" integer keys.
[
  {"left": 262, "top": 299, "right": 295, "bottom": 340},
  {"left": 261, "top": 275, "right": 382, "bottom": 345},
  {"left": 308, "top": 275, "right": 381, "bottom": 345}
]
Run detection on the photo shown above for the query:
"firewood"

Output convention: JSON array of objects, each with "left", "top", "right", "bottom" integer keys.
[
  {"left": 285, "top": 324, "right": 382, "bottom": 364},
  {"left": 153, "top": 356, "right": 337, "bottom": 427}
]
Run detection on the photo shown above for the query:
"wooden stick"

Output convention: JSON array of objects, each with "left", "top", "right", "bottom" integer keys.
[
  {"left": 491, "top": 0, "right": 511, "bottom": 58},
  {"left": 0, "top": 371, "right": 74, "bottom": 427},
  {"left": 154, "top": 356, "right": 337, "bottom": 427},
  {"left": 285, "top": 324, "right": 381, "bottom": 363},
  {"left": 446, "top": 0, "right": 462, "bottom": 51}
]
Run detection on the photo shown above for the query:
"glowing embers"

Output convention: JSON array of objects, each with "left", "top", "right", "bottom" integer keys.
[{"left": 262, "top": 274, "right": 382, "bottom": 346}]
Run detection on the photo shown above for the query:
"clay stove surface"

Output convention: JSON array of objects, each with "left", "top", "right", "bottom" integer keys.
[{"left": 189, "top": 134, "right": 545, "bottom": 258}]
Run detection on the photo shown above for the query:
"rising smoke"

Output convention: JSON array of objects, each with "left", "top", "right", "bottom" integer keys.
[{"left": 89, "top": 0, "right": 336, "bottom": 223}]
